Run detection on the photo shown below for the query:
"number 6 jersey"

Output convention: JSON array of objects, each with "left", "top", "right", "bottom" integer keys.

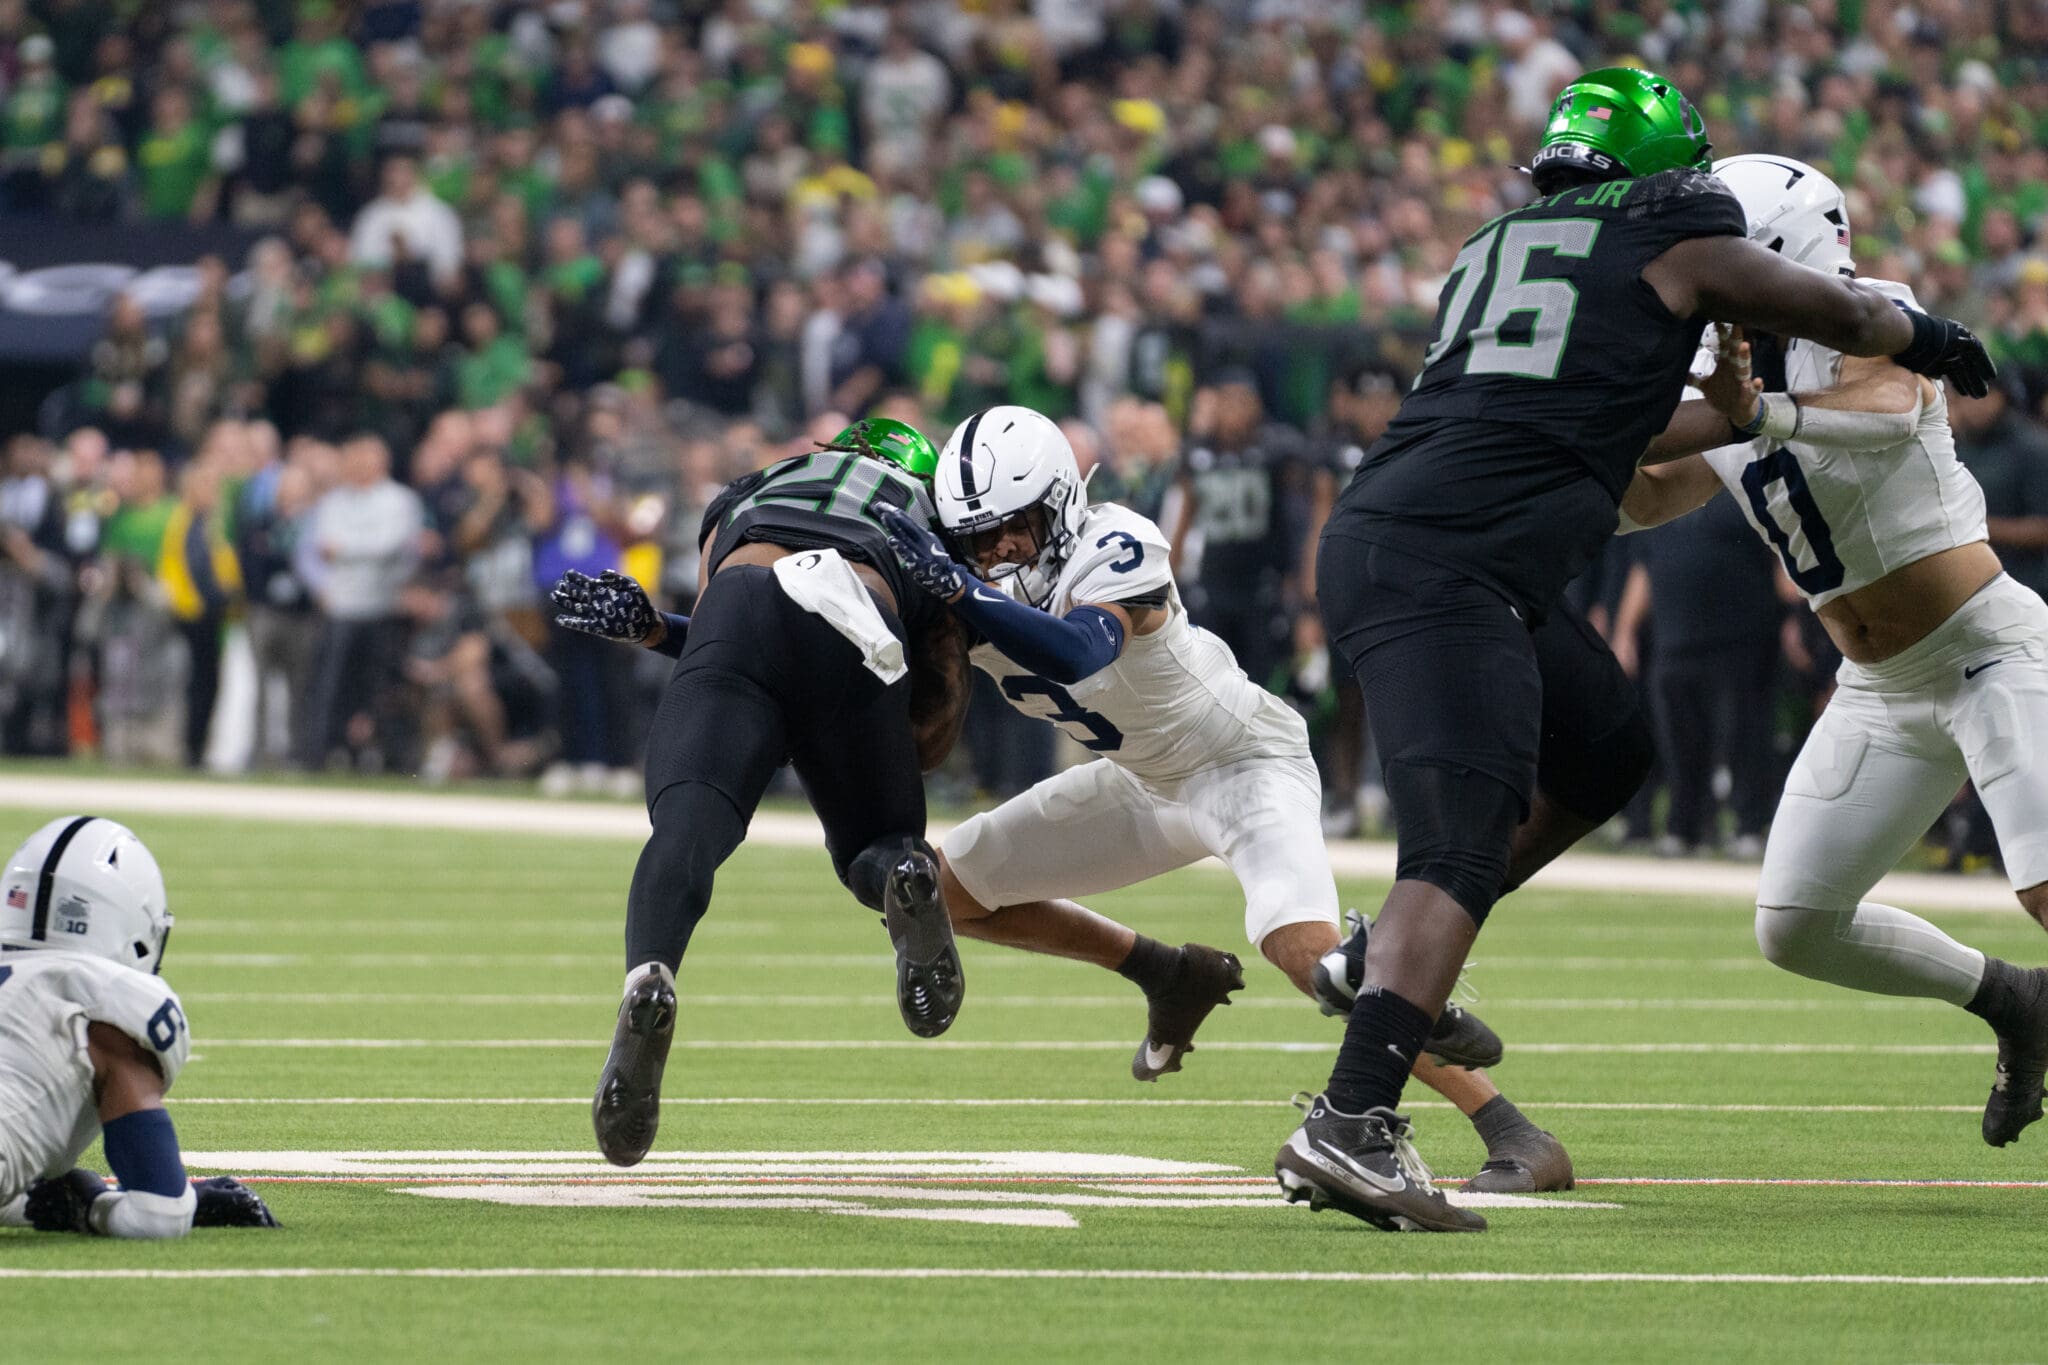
[
  {"left": 968, "top": 502, "right": 1310, "bottom": 784},
  {"left": 0, "top": 952, "right": 189, "bottom": 1201},
  {"left": 1699, "top": 279, "right": 1988, "bottom": 608}
]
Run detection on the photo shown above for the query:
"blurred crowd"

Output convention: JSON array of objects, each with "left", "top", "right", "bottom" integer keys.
[{"left": 0, "top": 0, "right": 2045, "bottom": 852}]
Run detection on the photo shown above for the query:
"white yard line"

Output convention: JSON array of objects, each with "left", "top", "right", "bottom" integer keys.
[
  {"left": 166, "top": 1097, "right": 1984, "bottom": 1113},
  {"left": 179, "top": 992, "right": 1944, "bottom": 1012},
  {"left": 0, "top": 772, "right": 2024, "bottom": 912},
  {"left": 187, "top": 1038, "right": 1996, "bottom": 1054},
  {"left": 0, "top": 1266, "right": 2043, "bottom": 1286}
]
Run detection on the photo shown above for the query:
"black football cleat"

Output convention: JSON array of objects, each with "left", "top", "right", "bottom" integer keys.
[
  {"left": 1426, "top": 1002, "right": 1504, "bottom": 1071},
  {"left": 1310, "top": 910, "right": 1371, "bottom": 1017},
  {"left": 593, "top": 966, "right": 677, "bottom": 1168},
  {"left": 1131, "top": 943, "right": 1245, "bottom": 1081},
  {"left": 1982, "top": 963, "right": 2048, "bottom": 1147},
  {"left": 883, "top": 847, "right": 964, "bottom": 1038},
  {"left": 1464, "top": 1123, "right": 1576, "bottom": 1193},
  {"left": 1274, "top": 1093, "right": 1486, "bottom": 1233}
]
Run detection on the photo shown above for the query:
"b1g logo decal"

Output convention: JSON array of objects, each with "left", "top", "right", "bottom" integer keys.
[{"left": 179, "top": 1150, "right": 1616, "bottom": 1228}]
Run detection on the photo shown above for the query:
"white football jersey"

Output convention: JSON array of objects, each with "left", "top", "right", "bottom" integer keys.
[
  {"left": 969, "top": 502, "right": 1310, "bottom": 784},
  {"left": 1700, "top": 280, "right": 1989, "bottom": 609},
  {"left": 0, "top": 952, "right": 189, "bottom": 1202}
]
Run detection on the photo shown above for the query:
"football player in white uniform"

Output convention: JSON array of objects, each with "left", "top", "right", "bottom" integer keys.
[
  {"left": 0, "top": 816, "right": 277, "bottom": 1237},
  {"left": 1621, "top": 155, "right": 2048, "bottom": 1147},
  {"left": 880, "top": 405, "right": 1572, "bottom": 1190}
]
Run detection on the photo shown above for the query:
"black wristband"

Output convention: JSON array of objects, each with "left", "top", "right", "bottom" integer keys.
[{"left": 1891, "top": 306, "right": 1946, "bottom": 377}]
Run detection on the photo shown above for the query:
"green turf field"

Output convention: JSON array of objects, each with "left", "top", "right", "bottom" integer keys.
[{"left": 4, "top": 795, "right": 2046, "bottom": 1363}]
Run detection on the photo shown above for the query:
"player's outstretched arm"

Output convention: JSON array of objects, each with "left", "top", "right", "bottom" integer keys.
[
  {"left": 551, "top": 568, "right": 690, "bottom": 657},
  {"left": 1642, "top": 325, "right": 1766, "bottom": 465},
  {"left": 881, "top": 508, "right": 1127, "bottom": 684},
  {"left": 1645, "top": 235, "right": 1994, "bottom": 397}
]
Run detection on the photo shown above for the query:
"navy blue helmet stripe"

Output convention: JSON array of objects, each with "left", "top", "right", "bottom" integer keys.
[
  {"left": 956, "top": 410, "right": 986, "bottom": 497},
  {"left": 31, "top": 816, "right": 94, "bottom": 941}
]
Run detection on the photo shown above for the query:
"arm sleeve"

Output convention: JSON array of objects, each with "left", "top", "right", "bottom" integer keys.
[
  {"left": 0, "top": 1193, "right": 27, "bottom": 1228},
  {"left": 951, "top": 586, "right": 1125, "bottom": 685},
  {"left": 91, "top": 1109, "right": 194, "bottom": 1240}
]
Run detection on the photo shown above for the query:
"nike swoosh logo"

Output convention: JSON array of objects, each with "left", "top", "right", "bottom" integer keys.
[
  {"left": 1965, "top": 660, "right": 2004, "bottom": 679},
  {"left": 1144, "top": 1043, "right": 1176, "bottom": 1071},
  {"left": 1385, "top": 1043, "right": 1410, "bottom": 1061},
  {"left": 1303, "top": 1137, "right": 1408, "bottom": 1194}
]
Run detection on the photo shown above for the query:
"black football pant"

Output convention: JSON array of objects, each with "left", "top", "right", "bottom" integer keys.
[{"left": 626, "top": 564, "right": 927, "bottom": 973}]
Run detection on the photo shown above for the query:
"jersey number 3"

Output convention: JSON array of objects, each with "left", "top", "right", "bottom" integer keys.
[
  {"left": 1000, "top": 676, "right": 1124, "bottom": 752},
  {"left": 1424, "top": 219, "right": 1603, "bottom": 381}
]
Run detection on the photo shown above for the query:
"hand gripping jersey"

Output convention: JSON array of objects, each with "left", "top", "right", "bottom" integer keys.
[
  {"left": 968, "top": 503, "right": 1309, "bottom": 783},
  {"left": 1699, "top": 280, "right": 1989, "bottom": 609},
  {"left": 1326, "top": 168, "right": 1748, "bottom": 616},
  {"left": 701, "top": 450, "right": 945, "bottom": 630},
  {"left": 0, "top": 952, "right": 190, "bottom": 1202}
]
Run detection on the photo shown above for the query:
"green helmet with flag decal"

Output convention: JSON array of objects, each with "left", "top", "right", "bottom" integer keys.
[
  {"left": 821, "top": 417, "right": 938, "bottom": 482},
  {"left": 1529, "top": 66, "right": 1712, "bottom": 196}
]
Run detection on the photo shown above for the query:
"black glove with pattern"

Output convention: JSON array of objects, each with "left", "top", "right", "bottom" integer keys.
[
  {"left": 192, "top": 1176, "right": 281, "bottom": 1228},
  {"left": 25, "top": 1170, "right": 107, "bottom": 1233},
  {"left": 551, "top": 568, "right": 659, "bottom": 645},
  {"left": 1893, "top": 305, "right": 1996, "bottom": 399}
]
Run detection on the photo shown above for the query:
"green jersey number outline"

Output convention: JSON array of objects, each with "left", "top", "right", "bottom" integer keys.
[
  {"left": 726, "top": 451, "right": 936, "bottom": 528},
  {"left": 1421, "top": 217, "right": 1604, "bottom": 383}
]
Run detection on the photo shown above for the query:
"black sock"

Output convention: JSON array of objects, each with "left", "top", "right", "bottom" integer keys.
[
  {"left": 1470, "top": 1095, "right": 1536, "bottom": 1148},
  {"left": 1117, "top": 934, "right": 1181, "bottom": 995},
  {"left": 1966, "top": 957, "right": 2032, "bottom": 1034},
  {"left": 1324, "top": 987, "right": 1434, "bottom": 1114}
]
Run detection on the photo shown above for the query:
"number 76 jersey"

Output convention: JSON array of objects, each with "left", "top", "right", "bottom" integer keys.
[
  {"left": 1699, "top": 279, "right": 1988, "bottom": 609},
  {"left": 968, "top": 503, "right": 1310, "bottom": 784}
]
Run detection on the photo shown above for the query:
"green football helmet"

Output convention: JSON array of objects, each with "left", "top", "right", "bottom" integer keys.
[
  {"left": 1530, "top": 66, "right": 1712, "bottom": 195},
  {"left": 822, "top": 417, "right": 938, "bottom": 482}
]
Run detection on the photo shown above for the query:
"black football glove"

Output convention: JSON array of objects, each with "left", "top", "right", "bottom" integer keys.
[
  {"left": 1893, "top": 305, "right": 1995, "bottom": 399},
  {"left": 25, "top": 1170, "right": 108, "bottom": 1234},
  {"left": 551, "top": 568, "right": 659, "bottom": 645},
  {"left": 192, "top": 1176, "right": 281, "bottom": 1229},
  {"left": 880, "top": 507, "right": 972, "bottom": 601}
]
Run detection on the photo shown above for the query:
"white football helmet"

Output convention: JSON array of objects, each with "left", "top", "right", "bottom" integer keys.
[
  {"left": 1713, "top": 153, "right": 1854, "bottom": 277},
  {"left": 934, "top": 405, "right": 1087, "bottom": 608},
  {"left": 0, "top": 816, "right": 172, "bottom": 974}
]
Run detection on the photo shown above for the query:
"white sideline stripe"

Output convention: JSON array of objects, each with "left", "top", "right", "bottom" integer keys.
[
  {"left": 0, "top": 773, "right": 2024, "bottom": 911},
  {"left": 189, "top": 1038, "right": 1997, "bottom": 1055},
  {"left": 166, "top": 1097, "right": 1985, "bottom": 1114},
  {"left": 179, "top": 992, "right": 1946, "bottom": 1013},
  {"left": 1, "top": 1267, "right": 2044, "bottom": 1286}
]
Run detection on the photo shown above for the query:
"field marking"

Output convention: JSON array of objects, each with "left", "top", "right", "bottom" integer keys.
[
  {"left": 178, "top": 991, "right": 1946, "bottom": 1014},
  {"left": 1, "top": 1267, "right": 2045, "bottom": 1286},
  {"left": 167, "top": 1096, "right": 1986, "bottom": 1114},
  {"left": 0, "top": 772, "right": 2025, "bottom": 912},
  {"left": 188, "top": 1038, "right": 1998, "bottom": 1055}
]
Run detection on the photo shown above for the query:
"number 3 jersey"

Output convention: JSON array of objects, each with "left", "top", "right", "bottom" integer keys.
[
  {"left": 1325, "top": 168, "right": 1748, "bottom": 618},
  {"left": 1698, "top": 279, "right": 1988, "bottom": 609},
  {"left": 968, "top": 502, "right": 1310, "bottom": 784},
  {"left": 0, "top": 952, "right": 189, "bottom": 1200}
]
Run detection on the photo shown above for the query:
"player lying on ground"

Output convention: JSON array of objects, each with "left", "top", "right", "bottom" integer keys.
[
  {"left": 883, "top": 405, "right": 1571, "bottom": 1191},
  {"left": 1283, "top": 66, "right": 1998, "bottom": 1232},
  {"left": 573, "top": 419, "right": 973, "bottom": 1168},
  {"left": 1621, "top": 154, "right": 2048, "bottom": 1149},
  {"left": 0, "top": 817, "right": 279, "bottom": 1238}
]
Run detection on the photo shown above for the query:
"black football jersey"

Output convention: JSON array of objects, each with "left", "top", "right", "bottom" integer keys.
[
  {"left": 700, "top": 450, "right": 942, "bottom": 628},
  {"left": 1327, "top": 168, "right": 1746, "bottom": 617}
]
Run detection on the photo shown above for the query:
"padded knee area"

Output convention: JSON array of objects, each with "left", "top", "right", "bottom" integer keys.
[
  {"left": 844, "top": 836, "right": 937, "bottom": 911},
  {"left": 1385, "top": 761, "right": 1519, "bottom": 924},
  {"left": 1539, "top": 704, "right": 1654, "bottom": 825},
  {"left": 1754, "top": 903, "right": 1843, "bottom": 979}
]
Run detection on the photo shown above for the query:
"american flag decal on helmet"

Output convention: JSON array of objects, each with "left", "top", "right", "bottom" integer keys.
[
  {"left": 1590, "top": 106, "right": 1611, "bottom": 120},
  {"left": 6, "top": 887, "right": 25, "bottom": 909}
]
